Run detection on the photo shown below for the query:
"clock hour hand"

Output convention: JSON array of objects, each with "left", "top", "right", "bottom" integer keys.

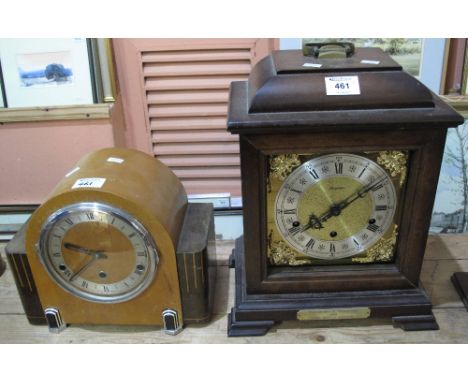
[
  {"left": 300, "top": 213, "right": 324, "bottom": 232},
  {"left": 64, "top": 242, "right": 108, "bottom": 258}
]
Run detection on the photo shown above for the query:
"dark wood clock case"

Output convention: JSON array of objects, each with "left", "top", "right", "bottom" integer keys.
[{"left": 226, "top": 47, "right": 464, "bottom": 336}]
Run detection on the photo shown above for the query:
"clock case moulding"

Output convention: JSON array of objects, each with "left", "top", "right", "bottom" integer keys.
[{"left": 226, "top": 47, "right": 465, "bottom": 336}]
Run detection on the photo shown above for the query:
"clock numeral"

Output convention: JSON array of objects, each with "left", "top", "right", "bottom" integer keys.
[
  {"left": 283, "top": 209, "right": 296, "bottom": 215},
  {"left": 137, "top": 251, "right": 146, "bottom": 257},
  {"left": 64, "top": 218, "right": 73, "bottom": 225},
  {"left": 308, "top": 169, "right": 320, "bottom": 179},
  {"left": 81, "top": 280, "right": 89, "bottom": 289},
  {"left": 335, "top": 162, "right": 343, "bottom": 174},
  {"left": 330, "top": 243, "right": 336, "bottom": 253},
  {"left": 289, "top": 188, "right": 302, "bottom": 194},
  {"left": 305, "top": 238, "right": 315, "bottom": 251},
  {"left": 353, "top": 238, "right": 361, "bottom": 248},
  {"left": 103, "top": 285, "right": 110, "bottom": 292},
  {"left": 371, "top": 183, "right": 384, "bottom": 191},
  {"left": 358, "top": 167, "right": 367, "bottom": 178},
  {"left": 375, "top": 205, "right": 388, "bottom": 211},
  {"left": 367, "top": 223, "right": 380, "bottom": 233},
  {"left": 85, "top": 212, "right": 95, "bottom": 221},
  {"left": 52, "top": 252, "right": 61, "bottom": 257},
  {"left": 63, "top": 269, "right": 72, "bottom": 278},
  {"left": 288, "top": 226, "right": 302, "bottom": 236},
  {"left": 128, "top": 232, "right": 136, "bottom": 238},
  {"left": 52, "top": 234, "right": 62, "bottom": 239}
]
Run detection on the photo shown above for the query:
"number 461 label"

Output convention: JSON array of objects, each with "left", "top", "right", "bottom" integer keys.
[{"left": 325, "top": 76, "right": 360, "bottom": 96}]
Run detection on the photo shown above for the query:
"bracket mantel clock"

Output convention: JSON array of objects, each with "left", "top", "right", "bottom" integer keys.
[{"left": 226, "top": 44, "right": 464, "bottom": 336}]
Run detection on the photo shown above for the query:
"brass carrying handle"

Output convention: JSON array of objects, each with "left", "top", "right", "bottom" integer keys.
[{"left": 303, "top": 42, "right": 355, "bottom": 59}]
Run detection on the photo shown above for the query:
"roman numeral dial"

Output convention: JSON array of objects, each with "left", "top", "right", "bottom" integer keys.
[
  {"left": 273, "top": 153, "right": 398, "bottom": 260},
  {"left": 39, "top": 202, "right": 158, "bottom": 303}
]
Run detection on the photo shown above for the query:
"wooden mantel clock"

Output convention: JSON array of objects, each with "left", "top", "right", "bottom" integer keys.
[
  {"left": 6, "top": 147, "right": 216, "bottom": 334},
  {"left": 226, "top": 43, "right": 464, "bottom": 336}
]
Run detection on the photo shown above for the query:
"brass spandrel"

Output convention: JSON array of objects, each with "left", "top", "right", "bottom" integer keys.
[
  {"left": 352, "top": 225, "right": 399, "bottom": 263},
  {"left": 377, "top": 151, "right": 408, "bottom": 187},
  {"left": 269, "top": 154, "right": 301, "bottom": 181}
]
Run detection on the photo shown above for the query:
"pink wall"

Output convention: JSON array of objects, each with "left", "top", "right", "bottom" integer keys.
[{"left": 0, "top": 119, "right": 115, "bottom": 205}]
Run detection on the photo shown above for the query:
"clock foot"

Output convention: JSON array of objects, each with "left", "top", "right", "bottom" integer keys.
[
  {"left": 44, "top": 307, "right": 67, "bottom": 333},
  {"left": 392, "top": 314, "right": 439, "bottom": 331},
  {"left": 227, "top": 308, "right": 276, "bottom": 337}
]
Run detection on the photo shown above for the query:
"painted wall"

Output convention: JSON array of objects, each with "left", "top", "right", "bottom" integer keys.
[{"left": 0, "top": 119, "right": 115, "bottom": 205}]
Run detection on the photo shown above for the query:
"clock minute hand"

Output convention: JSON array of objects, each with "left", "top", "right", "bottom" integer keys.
[
  {"left": 69, "top": 252, "right": 107, "bottom": 282},
  {"left": 316, "top": 177, "right": 386, "bottom": 225}
]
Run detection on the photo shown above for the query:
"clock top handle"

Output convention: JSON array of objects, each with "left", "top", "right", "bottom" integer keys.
[{"left": 303, "top": 42, "right": 355, "bottom": 59}]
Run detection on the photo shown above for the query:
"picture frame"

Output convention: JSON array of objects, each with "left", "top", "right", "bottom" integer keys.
[
  {"left": 0, "top": 38, "right": 95, "bottom": 108},
  {"left": 89, "top": 38, "right": 117, "bottom": 103},
  {"left": 462, "top": 45, "right": 468, "bottom": 96},
  {"left": 431, "top": 96, "right": 468, "bottom": 233},
  {"left": 0, "top": 61, "right": 5, "bottom": 107}
]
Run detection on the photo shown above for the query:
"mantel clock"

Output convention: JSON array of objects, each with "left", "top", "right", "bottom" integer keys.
[
  {"left": 226, "top": 44, "right": 464, "bottom": 336},
  {"left": 6, "top": 147, "right": 216, "bottom": 334}
]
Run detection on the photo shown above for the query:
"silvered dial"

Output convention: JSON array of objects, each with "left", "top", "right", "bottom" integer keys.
[
  {"left": 275, "top": 153, "right": 397, "bottom": 260},
  {"left": 38, "top": 202, "right": 158, "bottom": 303}
]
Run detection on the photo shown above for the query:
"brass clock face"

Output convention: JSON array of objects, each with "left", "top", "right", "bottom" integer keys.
[
  {"left": 268, "top": 152, "right": 407, "bottom": 265},
  {"left": 38, "top": 202, "right": 158, "bottom": 303}
]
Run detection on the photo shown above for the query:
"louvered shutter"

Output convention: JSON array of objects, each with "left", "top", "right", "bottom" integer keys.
[{"left": 113, "top": 39, "right": 277, "bottom": 197}]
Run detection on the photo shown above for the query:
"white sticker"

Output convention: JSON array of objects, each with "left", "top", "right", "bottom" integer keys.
[
  {"left": 360, "top": 59, "right": 380, "bottom": 65},
  {"left": 107, "top": 157, "right": 125, "bottom": 164},
  {"left": 65, "top": 167, "right": 80, "bottom": 178},
  {"left": 72, "top": 178, "right": 106, "bottom": 189},
  {"left": 325, "top": 76, "right": 360, "bottom": 96},
  {"left": 303, "top": 63, "right": 322, "bottom": 68}
]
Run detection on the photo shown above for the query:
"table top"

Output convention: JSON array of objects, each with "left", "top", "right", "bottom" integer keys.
[{"left": 1, "top": 235, "right": 468, "bottom": 344}]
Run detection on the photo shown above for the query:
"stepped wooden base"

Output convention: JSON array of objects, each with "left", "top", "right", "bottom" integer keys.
[{"left": 228, "top": 236, "right": 439, "bottom": 337}]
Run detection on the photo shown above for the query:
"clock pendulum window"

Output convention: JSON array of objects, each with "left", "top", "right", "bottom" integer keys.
[{"left": 226, "top": 42, "right": 464, "bottom": 336}]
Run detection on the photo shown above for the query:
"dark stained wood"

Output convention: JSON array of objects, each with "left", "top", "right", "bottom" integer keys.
[
  {"left": 5, "top": 221, "right": 46, "bottom": 325},
  {"left": 451, "top": 272, "right": 468, "bottom": 310},
  {"left": 227, "top": 48, "right": 465, "bottom": 336}
]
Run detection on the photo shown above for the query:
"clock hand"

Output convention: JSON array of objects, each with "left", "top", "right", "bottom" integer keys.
[
  {"left": 64, "top": 242, "right": 107, "bottom": 257},
  {"left": 310, "top": 176, "right": 387, "bottom": 227},
  {"left": 300, "top": 213, "right": 324, "bottom": 232},
  {"left": 69, "top": 252, "right": 107, "bottom": 282}
]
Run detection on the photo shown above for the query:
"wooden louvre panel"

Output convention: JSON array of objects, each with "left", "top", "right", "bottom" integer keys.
[{"left": 142, "top": 48, "right": 253, "bottom": 197}]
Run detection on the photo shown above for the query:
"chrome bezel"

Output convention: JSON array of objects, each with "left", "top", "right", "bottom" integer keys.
[{"left": 38, "top": 202, "right": 159, "bottom": 304}]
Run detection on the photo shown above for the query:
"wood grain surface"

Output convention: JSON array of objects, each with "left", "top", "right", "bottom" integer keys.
[{"left": 1, "top": 235, "right": 468, "bottom": 343}]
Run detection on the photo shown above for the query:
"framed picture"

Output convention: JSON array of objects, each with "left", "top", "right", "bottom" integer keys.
[
  {"left": 0, "top": 38, "right": 95, "bottom": 107},
  {"left": 303, "top": 38, "right": 424, "bottom": 76},
  {"left": 463, "top": 45, "right": 468, "bottom": 95},
  {"left": 298, "top": 38, "right": 447, "bottom": 94},
  {"left": 431, "top": 98, "right": 468, "bottom": 233},
  {"left": 0, "top": 61, "right": 5, "bottom": 107}
]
